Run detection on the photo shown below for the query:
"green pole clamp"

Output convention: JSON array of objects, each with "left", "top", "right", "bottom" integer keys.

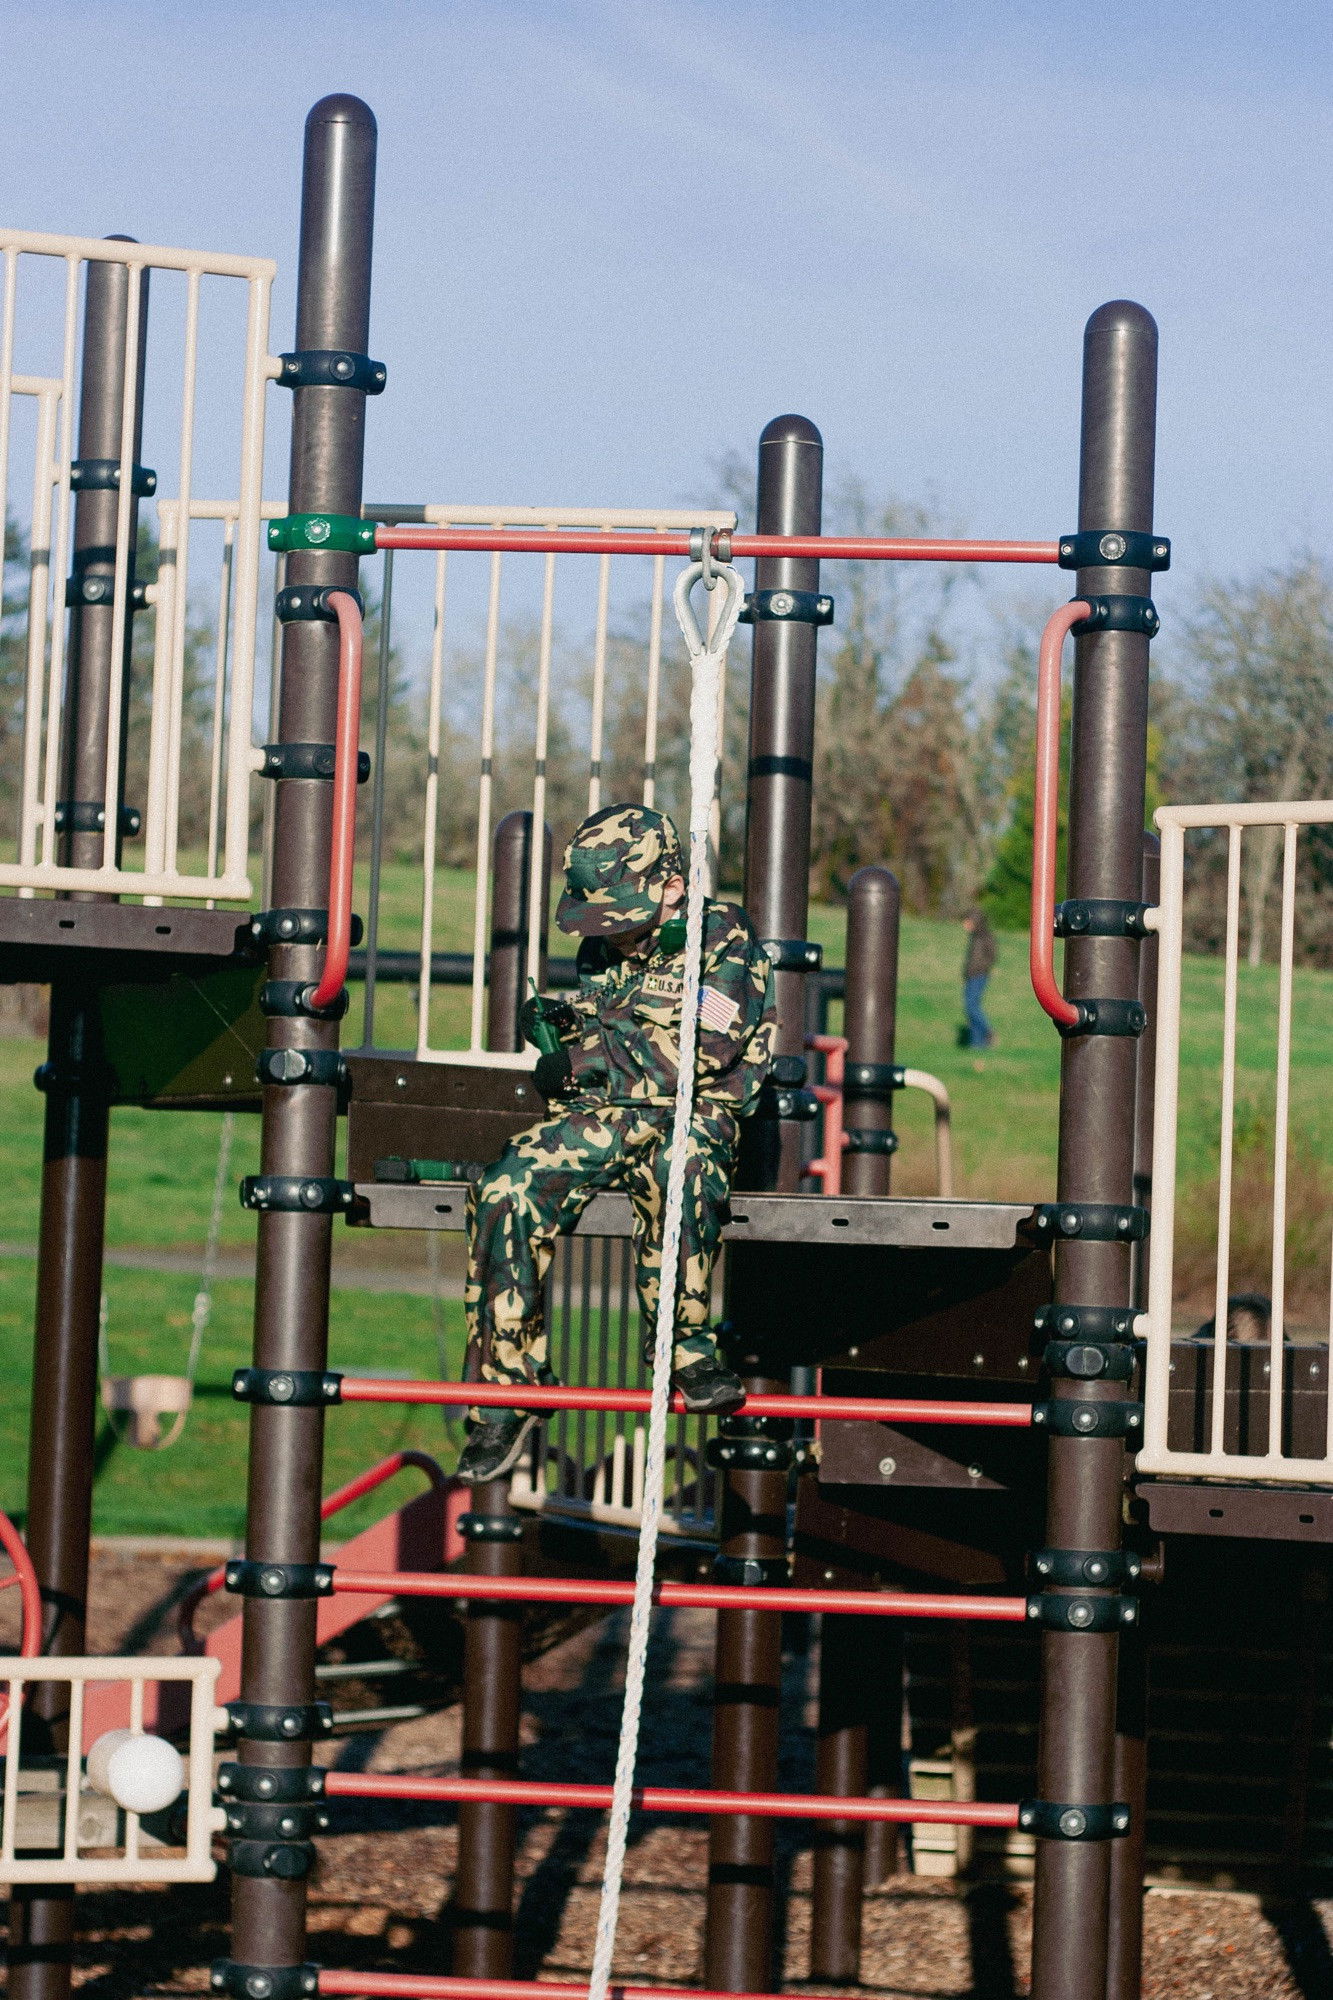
[{"left": 267, "top": 513, "right": 378, "bottom": 555}]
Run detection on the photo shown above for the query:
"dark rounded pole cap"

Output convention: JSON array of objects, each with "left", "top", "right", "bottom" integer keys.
[
  {"left": 306, "top": 92, "right": 377, "bottom": 137},
  {"left": 1085, "top": 299, "right": 1157, "bottom": 346},
  {"left": 848, "top": 864, "right": 899, "bottom": 898},
  {"left": 759, "top": 413, "right": 823, "bottom": 450}
]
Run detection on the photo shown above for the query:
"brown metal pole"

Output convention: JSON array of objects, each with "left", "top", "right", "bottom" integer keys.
[
  {"left": 706, "top": 417, "right": 823, "bottom": 1992},
  {"left": 485, "top": 809, "right": 551, "bottom": 1053},
  {"left": 1105, "top": 833, "right": 1158, "bottom": 2000},
  {"left": 8, "top": 248, "right": 149, "bottom": 2000},
  {"left": 228, "top": 94, "right": 377, "bottom": 1985},
  {"left": 807, "top": 864, "right": 900, "bottom": 1981},
  {"left": 1030, "top": 303, "right": 1158, "bottom": 2000},
  {"left": 450, "top": 812, "right": 546, "bottom": 1974}
]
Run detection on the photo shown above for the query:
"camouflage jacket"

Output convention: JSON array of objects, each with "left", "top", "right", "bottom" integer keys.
[{"left": 556, "top": 899, "right": 776, "bottom": 1113}]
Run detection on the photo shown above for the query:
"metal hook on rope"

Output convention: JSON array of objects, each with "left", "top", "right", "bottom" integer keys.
[
  {"left": 673, "top": 554, "right": 745, "bottom": 660},
  {"left": 672, "top": 557, "right": 746, "bottom": 837}
]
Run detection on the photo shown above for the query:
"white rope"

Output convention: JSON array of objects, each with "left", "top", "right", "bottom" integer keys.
[{"left": 586, "top": 555, "right": 745, "bottom": 2000}]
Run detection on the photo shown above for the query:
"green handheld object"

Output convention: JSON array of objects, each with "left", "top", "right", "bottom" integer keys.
[{"left": 527, "top": 979, "right": 562, "bottom": 1057}]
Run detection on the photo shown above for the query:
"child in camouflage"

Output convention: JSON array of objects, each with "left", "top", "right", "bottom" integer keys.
[{"left": 457, "top": 803, "right": 777, "bottom": 1484}]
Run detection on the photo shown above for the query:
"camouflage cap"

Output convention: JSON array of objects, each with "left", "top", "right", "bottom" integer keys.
[{"left": 556, "top": 805, "right": 684, "bottom": 936}]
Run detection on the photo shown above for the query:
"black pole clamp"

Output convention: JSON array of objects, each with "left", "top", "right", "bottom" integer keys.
[
  {"left": 760, "top": 938, "right": 824, "bottom": 973},
  {"left": 1017, "top": 1800, "right": 1131, "bottom": 1841},
  {"left": 706, "top": 1436, "right": 795, "bottom": 1471},
  {"left": 720, "top": 1414, "right": 796, "bottom": 1442},
  {"left": 275, "top": 584, "right": 366, "bottom": 624},
  {"left": 1031, "top": 1399, "right": 1144, "bottom": 1439},
  {"left": 739, "top": 589, "right": 835, "bottom": 626},
  {"left": 1035, "top": 1304, "right": 1138, "bottom": 1341},
  {"left": 1071, "top": 595, "right": 1159, "bottom": 639},
  {"left": 226, "top": 1838, "right": 315, "bottom": 1878},
  {"left": 1058, "top": 531, "right": 1170, "bottom": 572},
  {"left": 65, "top": 572, "right": 148, "bottom": 610},
  {"left": 34, "top": 1059, "right": 114, "bottom": 1097},
  {"left": 258, "top": 742, "right": 371, "bottom": 784},
  {"left": 217, "top": 1763, "right": 327, "bottom": 1803},
  {"left": 232, "top": 1367, "right": 343, "bottom": 1406},
  {"left": 757, "top": 1085, "right": 820, "bottom": 1123},
  {"left": 1032, "top": 1204, "right": 1148, "bottom": 1244},
  {"left": 239, "top": 1175, "right": 356, "bottom": 1215},
  {"left": 259, "top": 980, "right": 350, "bottom": 1021},
  {"left": 255, "top": 1049, "right": 348, "bottom": 1091},
  {"left": 53, "top": 800, "right": 141, "bottom": 838},
  {"left": 1029, "top": 1548, "right": 1142, "bottom": 1588},
  {"left": 223, "top": 1560, "right": 335, "bottom": 1600},
  {"left": 844, "top": 1128, "right": 899, "bottom": 1156},
  {"left": 1059, "top": 997, "right": 1147, "bottom": 1039},
  {"left": 71, "top": 457, "right": 157, "bottom": 496},
  {"left": 223, "top": 1700, "right": 333, "bottom": 1743},
  {"left": 210, "top": 1962, "right": 320, "bottom": 2000},
  {"left": 277, "top": 349, "right": 387, "bottom": 394},
  {"left": 712, "top": 1554, "right": 790, "bottom": 1587},
  {"left": 457, "top": 1513, "right": 525, "bottom": 1542},
  {"left": 844, "top": 1061, "right": 904, "bottom": 1101},
  {"left": 1055, "top": 899, "right": 1154, "bottom": 939},
  {"left": 1043, "top": 1340, "right": 1136, "bottom": 1383},
  {"left": 221, "top": 1799, "right": 330, "bottom": 1840},
  {"left": 248, "top": 908, "right": 364, "bottom": 950},
  {"left": 1024, "top": 1593, "right": 1138, "bottom": 1632}
]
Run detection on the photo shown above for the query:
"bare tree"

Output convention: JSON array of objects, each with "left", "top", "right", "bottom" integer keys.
[{"left": 1163, "top": 556, "right": 1333, "bottom": 963}]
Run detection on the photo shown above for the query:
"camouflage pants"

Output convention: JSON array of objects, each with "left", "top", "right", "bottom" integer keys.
[{"left": 465, "top": 1100, "right": 738, "bottom": 1403}]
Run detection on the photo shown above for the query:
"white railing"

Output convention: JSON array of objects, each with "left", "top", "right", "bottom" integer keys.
[
  {"left": 406, "top": 504, "right": 736, "bottom": 1067},
  {"left": 145, "top": 497, "right": 738, "bottom": 1062},
  {"left": 1139, "top": 798, "right": 1333, "bottom": 1483},
  {"left": 0, "top": 228, "right": 274, "bottom": 903},
  {"left": 0, "top": 1655, "right": 222, "bottom": 1883}
]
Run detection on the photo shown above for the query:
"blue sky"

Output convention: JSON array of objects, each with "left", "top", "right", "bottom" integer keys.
[{"left": 3, "top": 0, "right": 1331, "bottom": 647}]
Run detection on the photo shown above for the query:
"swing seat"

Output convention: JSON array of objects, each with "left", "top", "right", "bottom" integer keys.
[{"left": 100, "top": 1374, "right": 193, "bottom": 1449}]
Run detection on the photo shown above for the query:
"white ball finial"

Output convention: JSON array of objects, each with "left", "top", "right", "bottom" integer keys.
[{"left": 86, "top": 1729, "right": 185, "bottom": 1814}]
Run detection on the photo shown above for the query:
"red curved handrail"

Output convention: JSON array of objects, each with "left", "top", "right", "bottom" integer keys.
[
  {"left": 178, "top": 1449, "right": 446, "bottom": 1652},
  {"left": 1031, "top": 601, "right": 1090, "bottom": 1030},
  {"left": 308, "top": 589, "right": 364, "bottom": 1012},
  {"left": 0, "top": 1505, "right": 44, "bottom": 1741}
]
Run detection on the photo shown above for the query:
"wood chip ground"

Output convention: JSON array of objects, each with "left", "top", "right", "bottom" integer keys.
[{"left": 2, "top": 1545, "right": 1329, "bottom": 1998}]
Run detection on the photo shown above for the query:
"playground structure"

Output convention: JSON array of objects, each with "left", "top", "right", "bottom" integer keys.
[{"left": 1, "top": 85, "right": 1333, "bottom": 2000}]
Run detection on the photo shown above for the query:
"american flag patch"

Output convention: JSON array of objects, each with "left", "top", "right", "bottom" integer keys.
[{"left": 698, "top": 986, "right": 741, "bottom": 1034}]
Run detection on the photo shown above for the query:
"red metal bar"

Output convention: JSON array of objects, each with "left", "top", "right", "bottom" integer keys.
[
  {"left": 318, "top": 1447, "right": 447, "bottom": 1518},
  {"left": 374, "top": 525, "right": 1060, "bottom": 566},
  {"left": 1031, "top": 599, "right": 1090, "bottom": 1029},
  {"left": 331, "top": 1570, "right": 1029, "bottom": 1624},
  {"left": 0, "top": 1506, "right": 43, "bottom": 1660},
  {"left": 0, "top": 1506, "right": 42, "bottom": 1742},
  {"left": 320, "top": 1975, "right": 853, "bottom": 2000},
  {"left": 337, "top": 1378, "right": 1033, "bottom": 1428},
  {"left": 308, "top": 589, "right": 364, "bottom": 1011},
  {"left": 177, "top": 1450, "right": 447, "bottom": 1651},
  {"left": 325, "top": 1768, "right": 1018, "bottom": 1826}
]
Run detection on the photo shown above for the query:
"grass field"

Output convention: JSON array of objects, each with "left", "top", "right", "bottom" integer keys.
[{"left": 1, "top": 861, "right": 1329, "bottom": 1535}]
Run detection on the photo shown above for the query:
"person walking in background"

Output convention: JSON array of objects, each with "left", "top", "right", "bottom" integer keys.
[{"left": 961, "top": 908, "right": 996, "bottom": 1050}]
